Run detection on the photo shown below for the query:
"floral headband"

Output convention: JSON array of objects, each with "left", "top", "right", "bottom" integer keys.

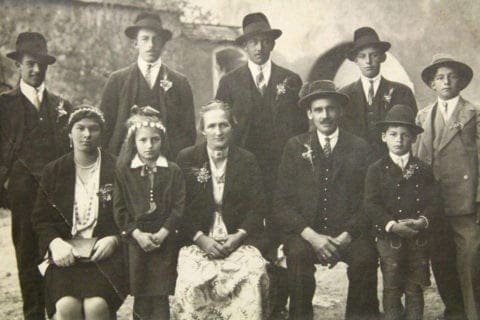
[
  {"left": 127, "top": 119, "right": 166, "bottom": 138},
  {"left": 126, "top": 105, "right": 166, "bottom": 137},
  {"left": 68, "top": 106, "right": 105, "bottom": 126}
]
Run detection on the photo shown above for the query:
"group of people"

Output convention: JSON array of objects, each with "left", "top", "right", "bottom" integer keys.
[{"left": 0, "top": 8, "right": 479, "bottom": 320}]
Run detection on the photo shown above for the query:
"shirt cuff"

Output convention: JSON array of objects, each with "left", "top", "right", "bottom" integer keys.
[
  {"left": 419, "top": 216, "right": 429, "bottom": 229},
  {"left": 193, "top": 231, "right": 204, "bottom": 242},
  {"left": 385, "top": 220, "right": 397, "bottom": 232},
  {"left": 237, "top": 229, "right": 247, "bottom": 235}
]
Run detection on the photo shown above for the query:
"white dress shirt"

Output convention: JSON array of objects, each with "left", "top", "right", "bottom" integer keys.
[
  {"left": 389, "top": 152, "right": 410, "bottom": 171},
  {"left": 316, "top": 127, "right": 339, "bottom": 151},
  {"left": 437, "top": 95, "right": 460, "bottom": 122},
  {"left": 360, "top": 74, "right": 381, "bottom": 102},
  {"left": 248, "top": 58, "right": 272, "bottom": 87},
  {"left": 20, "top": 79, "right": 45, "bottom": 111},
  {"left": 130, "top": 153, "right": 169, "bottom": 169},
  {"left": 137, "top": 56, "right": 162, "bottom": 88}
]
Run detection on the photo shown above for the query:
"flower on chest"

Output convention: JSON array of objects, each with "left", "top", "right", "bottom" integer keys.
[{"left": 97, "top": 183, "right": 113, "bottom": 208}]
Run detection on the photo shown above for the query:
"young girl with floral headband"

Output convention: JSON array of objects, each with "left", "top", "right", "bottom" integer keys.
[{"left": 114, "top": 105, "right": 186, "bottom": 320}]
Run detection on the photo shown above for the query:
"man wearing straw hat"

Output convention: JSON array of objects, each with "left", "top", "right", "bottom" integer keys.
[
  {"left": 415, "top": 54, "right": 478, "bottom": 320},
  {"left": 215, "top": 12, "right": 308, "bottom": 317},
  {"left": 100, "top": 12, "right": 196, "bottom": 159},
  {"left": 0, "top": 32, "right": 72, "bottom": 319},
  {"left": 274, "top": 80, "right": 379, "bottom": 320},
  {"left": 340, "top": 27, "right": 417, "bottom": 160}
]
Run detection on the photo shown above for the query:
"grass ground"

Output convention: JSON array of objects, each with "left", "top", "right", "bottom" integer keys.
[{"left": 0, "top": 208, "right": 445, "bottom": 319}]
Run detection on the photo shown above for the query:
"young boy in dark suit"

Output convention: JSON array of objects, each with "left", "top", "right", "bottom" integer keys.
[{"left": 365, "top": 104, "right": 441, "bottom": 320}]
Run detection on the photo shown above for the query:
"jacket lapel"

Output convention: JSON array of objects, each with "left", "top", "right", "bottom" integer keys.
[
  {"left": 331, "top": 129, "right": 347, "bottom": 181},
  {"left": 9, "top": 89, "right": 26, "bottom": 148},
  {"left": 193, "top": 143, "right": 215, "bottom": 206},
  {"left": 55, "top": 153, "right": 76, "bottom": 227},
  {"left": 265, "top": 63, "right": 283, "bottom": 114},
  {"left": 122, "top": 64, "right": 140, "bottom": 115},
  {"left": 438, "top": 97, "right": 475, "bottom": 150},
  {"left": 222, "top": 146, "right": 241, "bottom": 204},
  {"left": 419, "top": 102, "right": 435, "bottom": 157},
  {"left": 96, "top": 152, "right": 114, "bottom": 227},
  {"left": 355, "top": 79, "right": 368, "bottom": 108},
  {"left": 156, "top": 64, "right": 169, "bottom": 125}
]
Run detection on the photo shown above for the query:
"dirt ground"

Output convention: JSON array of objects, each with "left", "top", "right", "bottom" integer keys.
[{"left": 0, "top": 208, "right": 445, "bottom": 319}]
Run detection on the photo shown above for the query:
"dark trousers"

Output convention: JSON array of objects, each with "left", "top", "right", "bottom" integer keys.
[
  {"left": 377, "top": 236, "right": 430, "bottom": 320},
  {"left": 133, "top": 295, "right": 170, "bottom": 320},
  {"left": 9, "top": 173, "right": 45, "bottom": 320},
  {"left": 284, "top": 234, "right": 379, "bottom": 320},
  {"left": 430, "top": 216, "right": 467, "bottom": 320}
]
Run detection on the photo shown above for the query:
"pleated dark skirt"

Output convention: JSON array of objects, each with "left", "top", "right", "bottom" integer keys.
[{"left": 44, "top": 262, "right": 123, "bottom": 318}]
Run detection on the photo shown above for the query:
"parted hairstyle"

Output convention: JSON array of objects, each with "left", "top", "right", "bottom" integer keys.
[{"left": 197, "top": 100, "right": 237, "bottom": 132}]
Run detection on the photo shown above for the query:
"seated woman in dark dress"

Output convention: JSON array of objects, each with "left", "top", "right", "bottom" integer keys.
[
  {"left": 32, "top": 105, "right": 127, "bottom": 320},
  {"left": 172, "top": 100, "right": 270, "bottom": 320}
]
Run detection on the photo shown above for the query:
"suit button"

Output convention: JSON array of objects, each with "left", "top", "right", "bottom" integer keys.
[
  {"left": 416, "top": 198, "right": 420, "bottom": 202},
  {"left": 399, "top": 209, "right": 402, "bottom": 213},
  {"left": 415, "top": 184, "right": 419, "bottom": 188},
  {"left": 324, "top": 198, "right": 327, "bottom": 202},
  {"left": 323, "top": 208, "right": 327, "bottom": 211},
  {"left": 397, "top": 196, "right": 401, "bottom": 200},
  {"left": 464, "top": 175, "right": 469, "bottom": 180},
  {"left": 325, "top": 177, "right": 328, "bottom": 181},
  {"left": 397, "top": 184, "right": 400, "bottom": 187},
  {"left": 416, "top": 210, "right": 421, "bottom": 214},
  {"left": 326, "top": 169, "right": 329, "bottom": 172},
  {"left": 324, "top": 217, "right": 328, "bottom": 221},
  {"left": 39, "top": 117, "right": 43, "bottom": 121},
  {"left": 121, "top": 231, "right": 127, "bottom": 235},
  {"left": 324, "top": 188, "right": 328, "bottom": 191}
]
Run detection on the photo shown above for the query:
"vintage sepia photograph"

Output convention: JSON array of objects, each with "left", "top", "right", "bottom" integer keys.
[{"left": 0, "top": 0, "right": 479, "bottom": 319}]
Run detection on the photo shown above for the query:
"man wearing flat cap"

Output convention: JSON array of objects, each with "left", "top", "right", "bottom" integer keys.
[
  {"left": 0, "top": 32, "right": 72, "bottom": 319},
  {"left": 100, "top": 12, "right": 196, "bottom": 158},
  {"left": 339, "top": 26, "right": 417, "bottom": 160},
  {"left": 274, "top": 80, "right": 379, "bottom": 320},
  {"left": 215, "top": 12, "right": 308, "bottom": 315},
  {"left": 414, "top": 54, "right": 479, "bottom": 320}
]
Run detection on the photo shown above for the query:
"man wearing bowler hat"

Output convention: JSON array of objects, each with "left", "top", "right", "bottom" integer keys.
[
  {"left": 215, "top": 12, "right": 308, "bottom": 317},
  {"left": 414, "top": 54, "right": 479, "bottom": 320},
  {"left": 274, "top": 80, "right": 379, "bottom": 320},
  {"left": 100, "top": 12, "right": 196, "bottom": 158},
  {"left": 0, "top": 32, "right": 72, "bottom": 319},
  {"left": 339, "top": 27, "right": 417, "bottom": 160}
]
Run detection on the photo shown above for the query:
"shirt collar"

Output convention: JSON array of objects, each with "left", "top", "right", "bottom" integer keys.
[
  {"left": 389, "top": 152, "right": 410, "bottom": 167},
  {"left": 137, "top": 56, "right": 162, "bottom": 72},
  {"left": 130, "top": 153, "right": 168, "bottom": 169},
  {"left": 20, "top": 79, "right": 45, "bottom": 100},
  {"left": 438, "top": 95, "right": 460, "bottom": 107},
  {"left": 248, "top": 58, "right": 272, "bottom": 75},
  {"left": 316, "top": 127, "right": 339, "bottom": 142},
  {"left": 207, "top": 147, "right": 229, "bottom": 161},
  {"left": 360, "top": 73, "right": 381, "bottom": 87}
]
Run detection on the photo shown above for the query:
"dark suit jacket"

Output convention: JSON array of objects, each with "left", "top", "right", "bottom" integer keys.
[
  {"left": 216, "top": 63, "right": 307, "bottom": 151},
  {"left": 364, "top": 155, "right": 441, "bottom": 237},
  {"left": 339, "top": 77, "right": 417, "bottom": 157},
  {"left": 176, "top": 143, "right": 267, "bottom": 249},
  {"left": 274, "top": 129, "right": 371, "bottom": 239},
  {"left": 0, "top": 87, "right": 72, "bottom": 188},
  {"left": 100, "top": 63, "right": 196, "bottom": 158},
  {"left": 31, "top": 152, "right": 127, "bottom": 297}
]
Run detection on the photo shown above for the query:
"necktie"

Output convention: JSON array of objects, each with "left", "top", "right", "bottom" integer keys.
[
  {"left": 256, "top": 68, "right": 266, "bottom": 96},
  {"left": 145, "top": 63, "right": 153, "bottom": 89},
  {"left": 398, "top": 158, "right": 405, "bottom": 171},
  {"left": 367, "top": 80, "right": 375, "bottom": 106},
  {"left": 323, "top": 137, "right": 332, "bottom": 158},
  {"left": 32, "top": 88, "right": 41, "bottom": 111},
  {"left": 442, "top": 102, "right": 448, "bottom": 121}
]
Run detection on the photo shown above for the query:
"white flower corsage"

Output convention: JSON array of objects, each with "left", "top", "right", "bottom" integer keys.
[
  {"left": 403, "top": 163, "right": 419, "bottom": 180},
  {"left": 192, "top": 163, "right": 211, "bottom": 188},
  {"left": 451, "top": 122, "right": 464, "bottom": 131},
  {"left": 301, "top": 143, "right": 315, "bottom": 172},
  {"left": 159, "top": 72, "right": 173, "bottom": 92},
  {"left": 97, "top": 183, "right": 113, "bottom": 208},
  {"left": 56, "top": 99, "right": 68, "bottom": 122},
  {"left": 383, "top": 87, "right": 394, "bottom": 109}
]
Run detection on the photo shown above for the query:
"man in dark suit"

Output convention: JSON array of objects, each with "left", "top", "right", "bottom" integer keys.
[
  {"left": 100, "top": 12, "right": 196, "bottom": 158},
  {"left": 215, "top": 13, "right": 308, "bottom": 317},
  {"left": 274, "top": 80, "right": 378, "bottom": 320},
  {"left": 339, "top": 27, "right": 417, "bottom": 159},
  {"left": 0, "top": 32, "right": 72, "bottom": 320}
]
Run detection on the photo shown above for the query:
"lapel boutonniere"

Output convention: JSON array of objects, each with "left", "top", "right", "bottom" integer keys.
[
  {"left": 191, "top": 162, "right": 211, "bottom": 188},
  {"left": 275, "top": 76, "right": 298, "bottom": 100},
  {"left": 97, "top": 183, "right": 113, "bottom": 208},
  {"left": 55, "top": 99, "right": 68, "bottom": 123},
  {"left": 382, "top": 87, "right": 394, "bottom": 109},
  {"left": 451, "top": 122, "right": 464, "bottom": 131},
  {"left": 301, "top": 139, "right": 316, "bottom": 172},
  {"left": 403, "top": 163, "right": 419, "bottom": 180},
  {"left": 159, "top": 72, "right": 172, "bottom": 92}
]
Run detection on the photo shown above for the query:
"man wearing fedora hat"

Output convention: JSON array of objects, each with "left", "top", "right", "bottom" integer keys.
[
  {"left": 215, "top": 12, "right": 308, "bottom": 316},
  {"left": 0, "top": 32, "right": 72, "bottom": 319},
  {"left": 339, "top": 26, "right": 417, "bottom": 160},
  {"left": 100, "top": 12, "right": 196, "bottom": 158},
  {"left": 414, "top": 54, "right": 479, "bottom": 320},
  {"left": 274, "top": 80, "right": 379, "bottom": 320}
]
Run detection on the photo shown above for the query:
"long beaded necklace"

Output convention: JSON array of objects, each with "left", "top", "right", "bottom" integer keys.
[{"left": 72, "top": 155, "right": 100, "bottom": 236}]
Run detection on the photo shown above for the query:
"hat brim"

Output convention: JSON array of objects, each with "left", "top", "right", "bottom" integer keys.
[
  {"left": 375, "top": 121, "right": 424, "bottom": 134},
  {"left": 299, "top": 91, "right": 349, "bottom": 109},
  {"left": 421, "top": 60, "right": 473, "bottom": 90},
  {"left": 235, "top": 29, "right": 282, "bottom": 46},
  {"left": 347, "top": 41, "right": 391, "bottom": 61},
  {"left": 6, "top": 51, "right": 56, "bottom": 65},
  {"left": 125, "top": 25, "right": 173, "bottom": 41}
]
